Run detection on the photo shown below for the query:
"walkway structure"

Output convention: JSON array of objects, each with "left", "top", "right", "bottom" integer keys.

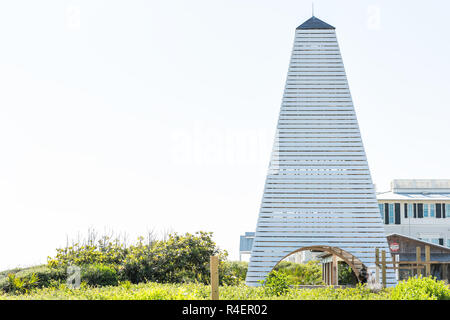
[{"left": 246, "top": 16, "right": 397, "bottom": 286}]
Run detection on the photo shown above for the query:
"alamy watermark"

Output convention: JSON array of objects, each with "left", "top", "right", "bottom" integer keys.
[
  {"left": 367, "top": 5, "right": 381, "bottom": 30},
  {"left": 66, "top": 265, "right": 81, "bottom": 289},
  {"left": 66, "top": 5, "right": 81, "bottom": 31},
  {"left": 170, "top": 122, "right": 274, "bottom": 169}
]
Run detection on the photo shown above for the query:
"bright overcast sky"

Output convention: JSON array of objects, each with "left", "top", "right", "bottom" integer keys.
[{"left": 1, "top": 0, "right": 449, "bottom": 270}]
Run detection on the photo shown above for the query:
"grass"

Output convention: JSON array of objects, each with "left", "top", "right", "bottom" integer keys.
[{"left": 0, "top": 281, "right": 393, "bottom": 300}]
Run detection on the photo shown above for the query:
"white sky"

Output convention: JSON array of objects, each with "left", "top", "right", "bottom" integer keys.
[{"left": 1, "top": 0, "right": 449, "bottom": 270}]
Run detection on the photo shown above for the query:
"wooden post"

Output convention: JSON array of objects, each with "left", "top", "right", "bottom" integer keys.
[
  {"left": 425, "top": 245, "right": 430, "bottom": 277},
  {"left": 443, "top": 265, "right": 448, "bottom": 284},
  {"left": 375, "top": 248, "right": 380, "bottom": 284},
  {"left": 416, "top": 247, "right": 421, "bottom": 277},
  {"left": 392, "top": 254, "right": 399, "bottom": 281},
  {"left": 381, "top": 250, "right": 386, "bottom": 288},
  {"left": 322, "top": 263, "right": 326, "bottom": 284},
  {"left": 335, "top": 256, "right": 339, "bottom": 286},
  {"left": 328, "top": 262, "right": 331, "bottom": 285},
  {"left": 332, "top": 255, "right": 338, "bottom": 286},
  {"left": 210, "top": 256, "right": 219, "bottom": 300}
]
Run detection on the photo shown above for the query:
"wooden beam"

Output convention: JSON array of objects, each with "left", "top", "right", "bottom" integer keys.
[
  {"left": 375, "top": 248, "right": 379, "bottom": 284},
  {"left": 443, "top": 264, "right": 448, "bottom": 284},
  {"left": 395, "top": 261, "right": 443, "bottom": 265},
  {"left": 383, "top": 266, "right": 424, "bottom": 270},
  {"left": 381, "top": 250, "right": 386, "bottom": 288},
  {"left": 416, "top": 247, "right": 421, "bottom": 277},
  {"left": 210, "top": 256, "right": 219, "bottom": 300},
  {"left": 392, "top": 253, "right": 398, "bottom": 281},
  {"left": 332, "top": 255, "right": 338, "bottom": 286}
]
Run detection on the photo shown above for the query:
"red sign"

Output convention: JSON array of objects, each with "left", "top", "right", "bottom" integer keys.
[{"left": 390, "top": 242, "right": 400, "bottom": 252}]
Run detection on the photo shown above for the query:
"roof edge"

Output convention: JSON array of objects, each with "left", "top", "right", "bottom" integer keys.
[
  {"left": 297, "top": 16, "right": 335, "bottom": 30},
  {"left": 387, "top": 233, "right": 450, "bottom": 252}
]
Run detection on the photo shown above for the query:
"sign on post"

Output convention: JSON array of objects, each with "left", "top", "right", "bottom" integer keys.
[{"left": 390, "top": 242, "right": 399, "bottom": 252}]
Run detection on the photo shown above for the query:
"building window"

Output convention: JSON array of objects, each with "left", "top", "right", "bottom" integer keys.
[
  {"left": 431, "top": 239, "right": 439, "bottom": 245},
  {"left": 394, "top": 203, "right": 401, "bottom": 224},
  {"left": 439, "top": 238, "right": 444, "bottom": 246},
  {"left": 389, "top": 204, "right": 394, "bottom": 224},
  {"left": 408, "top": 203, "right": 413, "bottom": 218},
  {"left": 384, "top": 203, "right": 389, "bottom": 225},
  {"left": 448, "top": 239, "right": 450, "bottom": 248},
  {"left": 424, "top": 204, "right": 429, "bottom": 217},
  {"left": 430, "top": 204, "right": 435, "bottom": 218},
  {"left": 436, "top": 204, "right": 441, "bottom": 218},
  {"left": 379, "top": 203, "right": 384, "bottom": 221},
  {"left": 417, "top": 203, "right": 423, "bottom": 218}
]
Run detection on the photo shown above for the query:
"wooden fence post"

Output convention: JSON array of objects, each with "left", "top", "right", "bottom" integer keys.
[
  {"left": 425, "top": 245, "right": 430, "bottom": 276},
  {"left": 331, "top": 255, "right": 338, "bottom": 286},
  {"left": 375, "top": 248, "right": 380, "bottom": 284},
  {"left": 392, "top": 253, "right": 398, "bottom": 281},
  {"left": 210, "top": 256, "right": 219, "bottom": 300},
  {"left": 381, "top": 250, "right": 386, "bottom": 288},
  {"left": 443, "top": 265, "right": 448, "bottom": 284},
  {"left": 416, "top": 247, "right": 421, "bottom": 277}
]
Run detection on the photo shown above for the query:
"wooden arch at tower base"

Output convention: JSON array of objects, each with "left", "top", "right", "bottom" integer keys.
[{"left": 273, "top": 245, "right": 366, "bottom": 285}]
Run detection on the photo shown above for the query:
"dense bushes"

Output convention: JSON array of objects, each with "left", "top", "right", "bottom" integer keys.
[
  {"left": 338, "top": 262, "right": 358, "bottom": 285},
  {"left": 4, "top": 228, "right": 449, "bottom": 300},
  {"left": 0, "top": 265, "right": 66, "bottom": 294},
  {"left": 2, "top": 231, "right": 248, "bottom": 294},
  {"left": 45, "top": 231, "right": 233, "bottom": 287},
  {"left": 2, "top": 265, "right": 450, "bottom": 300},
  {"left": 47, "top": 237, "right": 127, "bottom": 268},
  {"left": 391, "top": 275, "right": 450, "bottom": 300},
  {"left": 82, "top": 264, "right": 119, "bottom": 287},
  {"left": 220, "top": 261, "right": 248, "bottom": 286},
  {"left": 273, "top": 260, "right": 324, "bottom": 285},
  {"left": 0, "top": 281, "right": 392, "bottom": 300},
  {"left": 120, "top": 232, "right": 225, "bottom": 284},
  {"left": 260, "top": 270, "right": 290, "bottom": 296}
]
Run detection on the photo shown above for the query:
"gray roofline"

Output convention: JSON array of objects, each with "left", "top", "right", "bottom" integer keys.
[
  {"left": 297, "top": 16, "right": 335, "bottom": 30},
  {"left": 387, "top": 233, "right": 450, "bottom": 252}
]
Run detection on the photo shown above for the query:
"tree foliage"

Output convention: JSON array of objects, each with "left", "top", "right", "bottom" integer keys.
[
  {"left": 273, "top": 260, "right": 324, "bottom": 285},
  {"left": 391, "top": 275, "right": 450, "bottom": 300},
  {"left": 260, "top": 270, "right": 290, "bottom": 296},
  {"left": 45, "top": 231, "right": 230, "bottom": 286},
  {"left": 120, "top": 231, "right": 226, "bottom": 284}
]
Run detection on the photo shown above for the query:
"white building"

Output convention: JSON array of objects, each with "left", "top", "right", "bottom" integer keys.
[
  {"left": 245, "top": 16, "right": 396, "bottom": 287},
  {"left": 377, "top": 179, "right": 450, "bottom": 247}
]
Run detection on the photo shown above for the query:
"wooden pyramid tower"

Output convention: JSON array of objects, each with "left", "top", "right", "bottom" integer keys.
[{"left": 246, "top": 16, "right": 396, "bottom": 287}]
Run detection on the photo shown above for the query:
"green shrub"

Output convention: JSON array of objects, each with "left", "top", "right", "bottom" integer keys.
[
  {"left": 338, "top": 262, "right": 358, "bottom": 285},
  {"left": 274, "top": 260, "right": 324, "bottom": 285},
  {"left": 82, "top": 264, "right": 119, "bottom": 287},
  {"left": 4, "top": 273, "right": 39, "bottom": 294},
  {"left": 0, "top": 265, "right": 66, "bottom": 294},
  {"left": 47, "top": 231, "right": 226, "bottom": 286},
  {"left": 1, "top": 281, "right": 395, "bottom": 300},
  {"left": 260, "top": 270, "right": 291, "bottom": 296},
  {"left": 26, "top": 266, "right": 66, "bottom": 288},
  {"left": 391, "top": 275, "right": 450, "bottom": 300},
  {"left": 120, "top": 231, "right": 226, "bottom": 284},
  {"left": 47, "top": 237, "right": 127, "bottom": 268},
  {"left": 220, "top": 261, "right": 248, "bottom": 286}
]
